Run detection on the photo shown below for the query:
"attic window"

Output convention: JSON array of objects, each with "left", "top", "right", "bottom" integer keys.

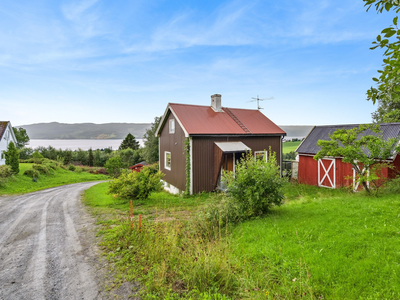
[
  {"left": 169, "top": 119, "right": 175, "bottom": 134},
  {"left": 255, "top": 151, "right": 267, "bottom": 162}
]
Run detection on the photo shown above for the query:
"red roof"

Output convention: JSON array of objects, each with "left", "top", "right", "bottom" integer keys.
[{"left": 168, "top": 103, "right": 285, "bottom": 135}]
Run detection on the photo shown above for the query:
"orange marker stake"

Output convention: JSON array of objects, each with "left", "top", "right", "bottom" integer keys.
[
  {"left": 130, "top": 200, "right": 133, "bottom": 229},
  {"left": 138, "top": 214, "right": 141, "bottom": 232}
]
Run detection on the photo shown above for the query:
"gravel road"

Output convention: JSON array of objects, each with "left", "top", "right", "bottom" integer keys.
[{"left": 0, "top": 182, "right": 108, "bottom": 300}]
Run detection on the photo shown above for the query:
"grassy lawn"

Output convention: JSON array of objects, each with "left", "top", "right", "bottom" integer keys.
[
  {"left": 0, "top": 163, "right": 108, "bottom": 195},
  {"left": 84, "top": 182, "right": 400, "bottom": 299},
  {"left": 283, "top": 141, "right": 301, "bottom": 153}
]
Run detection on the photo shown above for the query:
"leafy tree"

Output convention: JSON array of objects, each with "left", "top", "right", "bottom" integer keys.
[
  {"left": 143, "top": 116, "right": 161, "bottom": 164},
  {"left": 119, "top": 133, "right": 139, "bottom": 150},
  {"left": 314, "top": 124, "right": 400, "bottom": 193},
  {"left": 12, "top": 127, "right": 30, "bottom": 149},
  {"left": 365, "top": 0, "right": 400, "bottom": 122},
  {"left": 105, "top": 156, "right": 124, "bottom": 178},
  {"left": 19, "top": 147, "right": 33, "bottom": 160},
  {"left": 119, "top": 148, "right": 144, "bottom": 167},
  {"left": 88, "top": 148, "right": 94, "bottom": 167},
  {"left": 5, "top": 142, "right": 19, "bottom": 174},
  {"left": 222, "top": 151, "right": 285, "bottom": 218}
]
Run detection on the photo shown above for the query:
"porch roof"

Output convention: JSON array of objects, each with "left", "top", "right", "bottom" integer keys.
[{"left": 214, "top": 141, "right": 251, "bottom": 153}]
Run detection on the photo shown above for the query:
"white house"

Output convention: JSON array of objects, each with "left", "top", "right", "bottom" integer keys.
[{"left": 0, "top": 121, "right": 18, "bottom": 166}]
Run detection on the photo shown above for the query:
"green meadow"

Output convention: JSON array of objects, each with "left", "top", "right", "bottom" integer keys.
[{"left": 84, "top": 182, "right": 400, "bottom": 299}]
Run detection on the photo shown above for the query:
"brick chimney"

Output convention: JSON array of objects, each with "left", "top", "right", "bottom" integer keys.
[{"left": 211, "top": 94, "right": 222, "bottom": 112}]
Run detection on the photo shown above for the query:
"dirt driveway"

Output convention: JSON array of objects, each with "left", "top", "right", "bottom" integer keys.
[{"left": 0, "top": 181, "right": 127, "bottom": 300}]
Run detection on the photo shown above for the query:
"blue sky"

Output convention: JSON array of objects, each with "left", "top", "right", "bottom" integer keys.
[{"left": 0, "top": 0, "right": 395, "bottom": 126}]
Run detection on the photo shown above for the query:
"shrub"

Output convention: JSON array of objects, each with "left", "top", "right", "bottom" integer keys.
[
  {"left": 383, "top": 176, "right": 400, "bottom": 194},
  {"left": 0, "top": 165, "right": 13, "bottom": 178},
  {"left": 74, "top": 166, "right": 83, "bottom": 173},
  {"left": 24, "top": 168, "right": 40, "bottom": 178},
  {"left": 105, "top": 156, "right": 124, "bottom": 178},
  {"left": 32, "top": 164, "right": 50, "bottom": 174},
  {"left": 95, "top": 167, "right": 108, "bottom": 175},
  {"left": 68, "top": 164, "right": 76, "bottom": 171},
  {"left": 5, "top": 142, "right": 19, "bottom": 174},
  {"left": 222, "top": 151, "right": 285, "bottom": 218},
  {"left": 108, "top": 167, "right": 164, "bottom": 200},
  {"left": 32, "top": 151, "right": 44, "bottom": 163}
]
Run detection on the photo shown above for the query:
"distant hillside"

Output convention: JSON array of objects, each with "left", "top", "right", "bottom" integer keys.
[
  {"left": 18, "top": 122, "right": 151, "bottom": 139},
  {"left": 17, "top": 122, "right": 313, "bottom": 140},
  {"left": 279, "top": 125, "right": 314, "bottom": 139}
]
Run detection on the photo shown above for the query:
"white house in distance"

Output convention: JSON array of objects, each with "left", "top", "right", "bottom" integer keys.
[{"left": 0, "top": 121, "right": 17, "bottom": 165}]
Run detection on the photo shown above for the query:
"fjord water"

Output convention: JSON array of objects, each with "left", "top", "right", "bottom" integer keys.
[{"left": 28, "top": 139, "right": 145, "bottom": 151}]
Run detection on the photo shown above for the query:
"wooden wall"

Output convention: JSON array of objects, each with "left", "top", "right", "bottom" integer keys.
[
  {"left": 192, "top": 135, "right": 282, "bottom": 193},
  {"left": 159, "top": 112, "right": 187, "bottom": 192}
]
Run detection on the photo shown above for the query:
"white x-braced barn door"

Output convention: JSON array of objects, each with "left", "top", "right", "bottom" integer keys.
[
  {"left": 352, "top": 164, "right": 369, "bottom": 192},
  {"left": 318, "top": 158, "right": 336, "bottom": 189}
]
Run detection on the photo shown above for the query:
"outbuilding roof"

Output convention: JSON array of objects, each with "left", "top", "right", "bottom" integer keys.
[
  {"left": 296, "top": 123, "right": 400, "bottom": 156},
  {"left": 157, "top": 103, "right": 286, "bottom": 136}
]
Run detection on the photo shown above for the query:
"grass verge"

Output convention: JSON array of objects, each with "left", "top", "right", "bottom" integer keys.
[
  {"left": 84, "top": 182, "right": 400, "bottom": 299},
  {"left": 0, "top": 163, "right": 108, "bottom": 195}
]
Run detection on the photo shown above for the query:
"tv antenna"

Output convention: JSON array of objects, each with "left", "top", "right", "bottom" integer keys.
[{"left": 248, "top": 95, "right": 274, "bottom": 110}]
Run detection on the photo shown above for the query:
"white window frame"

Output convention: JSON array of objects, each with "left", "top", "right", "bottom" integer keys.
[
  {"left": 169, "top": 119, "right": 175, "bottom": 134},
  {"left": 254, "top": 150, "right": 268, "bottom": 162},
  {"left": 165, "top": 151, "right": 171, "bottom": 170}
]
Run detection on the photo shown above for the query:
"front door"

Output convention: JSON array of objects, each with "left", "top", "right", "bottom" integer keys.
[{"left": 222, "top": 153, "right": 234, "bottom": 172}]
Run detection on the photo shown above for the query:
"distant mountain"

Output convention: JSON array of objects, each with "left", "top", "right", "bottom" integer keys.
[
  {"left": 17, "top": 122, "right": 151, "bottom": 139},
  {"left": 279, "top": 125, "right": 314, "bottom": 140},
  {"left": 17, "top": 122, "right": 313, "bottom": 140}
]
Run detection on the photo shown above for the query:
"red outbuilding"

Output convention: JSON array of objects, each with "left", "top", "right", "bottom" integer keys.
[
  {"left": 296, "top": 123, "right": 400, "bottom": 189},
  {"left": 129, "top": 161, "right": 148, "bottom": 173}
]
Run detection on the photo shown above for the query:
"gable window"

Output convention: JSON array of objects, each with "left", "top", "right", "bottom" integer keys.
[
  {"left": 254, "top": 151, "right": 267, "bottom": 162},
  {"left": 165, "top": 151, "right": 171, "bottom": 170},
  {"left": 169, "top": 119, "right": 175, "bottom": 134}
]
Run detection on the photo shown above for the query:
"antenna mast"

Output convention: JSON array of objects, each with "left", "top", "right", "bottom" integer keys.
[{"left": 248, "top": 95, "right": 274, "bottom": 110}]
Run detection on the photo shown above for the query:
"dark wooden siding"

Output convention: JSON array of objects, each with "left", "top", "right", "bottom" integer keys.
[
  {"left": 159, "top": 112, "right": 187, "bottom": 192},
  {"left": 192, "top": 135, "right": 282, "bottom": 193}
]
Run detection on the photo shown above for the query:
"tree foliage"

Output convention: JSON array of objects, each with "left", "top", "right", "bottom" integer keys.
[
  {"left": 142, "top": 116, "right": 161, "bottom": 164},
  {"left": 88, "top": 148, "right": 94, "bottom": 167},
  {"left": 105, "top": 156, "right": 124, "bottom": 178},
  {"left": 119, "top": 133, "right": 139, "bottom": 150},
  {"left": 12, "top": 127, "right": 30, "bottom": 149},
  {"left": 5, "top": 141, "right": 19, "bottom": 174},
  {"left": 314, "top": 124, "right": 400, "bottom": 193},
  {"left": 222, "top": 151, "right": 285, "bottom": 218},
  {"left": 365, "top": 0, "right": 400, "bottom": 122}
]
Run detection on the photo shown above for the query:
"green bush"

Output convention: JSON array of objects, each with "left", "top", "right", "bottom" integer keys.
[
  {"left": 222, "top": 151, "right": 285, "bottom": 218},
  {"left": 105, "top": 156, "right": 124, "bottom": 178},
  {"left": 68, "top": 164, "right": 76, "bottom": 171},
  {"left": 5, "top": 142, "right": 19, "bottom": 174},
  {"left": 0, "top": 165, "right": 13, "bottom": 178},
  {"left": 383, "top": 176, "right": 400, "bottom": 194},
  {"left": 108, "top": 167, "right": 164, "bottom": 200},
  {"left": 23, "top": 168, "right": 40, "bottom": 178},
  {"left": 74, "top": 166, "right": 83, "bottom": 173},
  {"left": 32, "top": 164, "right": 50, "bottom": 174}
]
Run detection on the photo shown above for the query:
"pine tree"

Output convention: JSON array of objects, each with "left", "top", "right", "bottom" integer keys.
[
  {"left": 5, "top": 141, "right": 19, "bottom": 174},
  {"left": 119, "top": 133, "right": 139, "bottom": 150},
  {"left": 88, "top": 148, "right": 94, "bottom": 167}
]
